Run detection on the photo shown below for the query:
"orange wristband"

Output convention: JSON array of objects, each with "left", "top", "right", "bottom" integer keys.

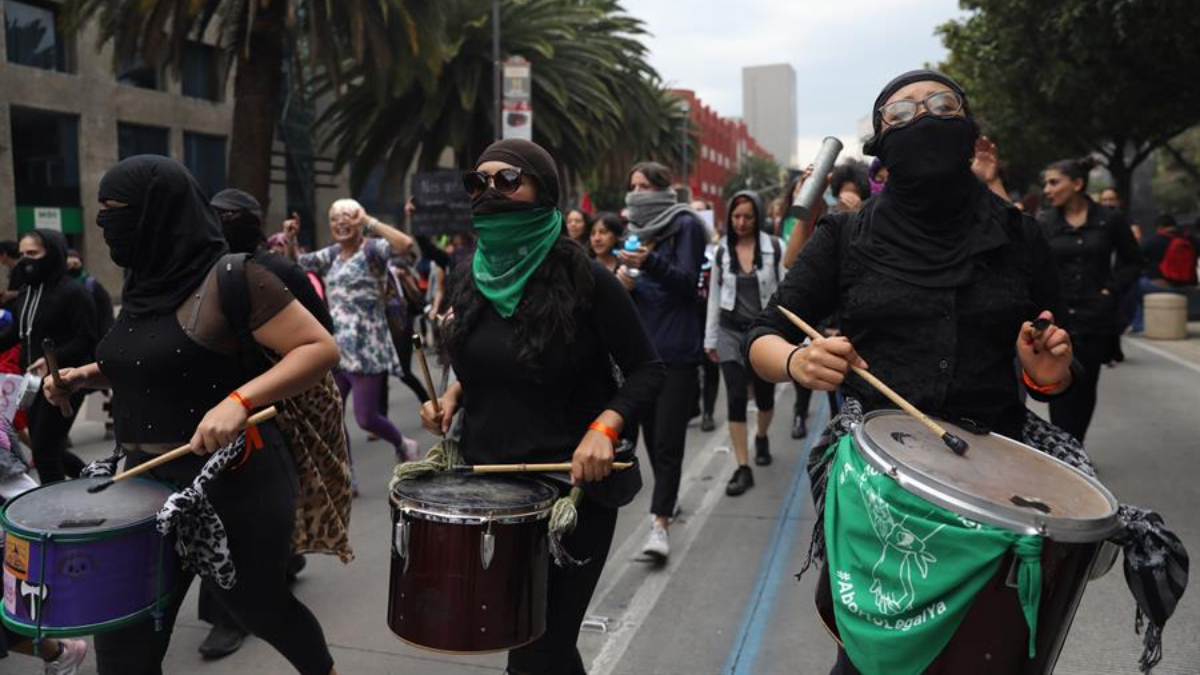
[
  {"left": 228, "top": 391, "right": 253, "bottom": 412},
  {"left": 1022, "top": 370, "right": 1060, "bottom": 395},
  {"left": 588, "top": 421, "right": 619, "bottom": 442}
]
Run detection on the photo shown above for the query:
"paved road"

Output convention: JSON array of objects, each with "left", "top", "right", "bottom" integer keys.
[{"left": 3, "top": 334, "right": 1198, "bottom": 674}]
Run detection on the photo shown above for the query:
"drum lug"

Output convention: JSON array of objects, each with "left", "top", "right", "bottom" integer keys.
[
  {"left": 394, "top": 517, "right": 410, "bottom": 574},
  {"left": 481, "top": 521, "right": 495, "bottom": 570}
]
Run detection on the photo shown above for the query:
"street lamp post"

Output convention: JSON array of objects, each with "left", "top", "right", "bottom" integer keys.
[
  {"left": 493, "top": 0, "right": 502, "bottom": 141},
  {"left": 680, "top": 100, "right": 690, "bottom": 196}
]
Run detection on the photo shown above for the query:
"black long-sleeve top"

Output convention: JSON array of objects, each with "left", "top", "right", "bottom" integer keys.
[
  {"left": 747, "top": 200, "right": 1067, "bottom": 439},
  {"left": 0, "top": 277, "right": 97, "bottom": 370},
  {"left": 1037, "top": 200, "right": 1144, "bottom": 335},
  {"left": 453, "top": 261, "right": 666, "bottom": 466}
]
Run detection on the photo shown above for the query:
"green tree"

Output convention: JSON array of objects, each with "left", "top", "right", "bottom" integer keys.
[
  {"left": 938, "top": 0, "right": 1200, "bottom": 211},
  {"left": 319, "top": 0, "right": 689, "bottom": 201},
  {"left": 722, "top": 154, "right": 783, "bottom": 202},
  {"left": 1152, "top": 127, "right": 1200, "bottom": 215},
  {"left": 64, "top": 0, "right": 449, "bottom": 209}
]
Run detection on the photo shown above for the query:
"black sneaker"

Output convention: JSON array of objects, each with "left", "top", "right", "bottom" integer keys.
[
  {"left": 725, "top": 465, "right": 754, "bottom": 496},
  {"left": 700, "top": 413, "right": 716, "bottom": 432},
  {"left": 791, "top": 414, "right": 807, "bottom": 439},
  {"left": 198, "top": 623, "right": 248, "bottom": 660},
  {"left": 754, "top": 435, "right": 772, "bottom": 466}
]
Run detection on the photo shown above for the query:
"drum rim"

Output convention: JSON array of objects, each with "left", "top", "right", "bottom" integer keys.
[
  {"left": 852, "top": 410, "right": 1122, "bottom": 542},
  {"left": 389, "top": 474, "right": 559, "bottom": 521},
  {"left": 0, "top": 477, "right": 174, "bottom": 542},
  {"left": 1, "top": 597, "right": 171, "bottom": 638}
]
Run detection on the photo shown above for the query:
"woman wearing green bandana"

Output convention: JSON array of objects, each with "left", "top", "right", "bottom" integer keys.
[{"left": 420, "top": 139, "right": 665, "bottom": 675}]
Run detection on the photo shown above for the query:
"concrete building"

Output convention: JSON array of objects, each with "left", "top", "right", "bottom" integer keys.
[
  {"left": 742, "top": 64, "right": 797, "bottom": 168},
  {"left": 0, "top": 0, "right": 346, "bottom": 295}
]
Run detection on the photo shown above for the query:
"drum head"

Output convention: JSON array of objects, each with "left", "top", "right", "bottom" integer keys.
[
  {"left": 391, "top": 473, "right": 559, "bottom": 519},
  {"left": 854, "top": 411, "right": 1120, "bottom": 542},
  {"left": 2, "top": 477, "right": 173, "bottom": 536}
]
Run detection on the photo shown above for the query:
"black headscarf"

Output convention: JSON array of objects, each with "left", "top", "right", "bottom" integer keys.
[
  {"left": 210, "top": 188, "right": 265, "bottom": 254},
  {"left": 475, "top": 139, "right": 560, "bottom": 208},
  {"left": 97, "top": 155, "right": 228, "bottom": 316},
  {"left": 18, "top": 229, "right": 68, "bottom": 288},
  {"left": 852, "top": 69, "right": 1006, "bottom": 289}
]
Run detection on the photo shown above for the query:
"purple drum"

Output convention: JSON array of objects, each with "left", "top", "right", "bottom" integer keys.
[{"left": 1, "top": 477, "right": 177, "bottom": 638}]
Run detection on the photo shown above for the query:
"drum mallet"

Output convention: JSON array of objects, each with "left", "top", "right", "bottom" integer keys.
[
  {"left": 412, "top": 333, "right": 443, "bottom": 436},
  {"left": 452, "top": 462, "right": 634, "bottom": 474},
  {"left": 87, "top": 406, "right": 279, "bottom": 494},
  {"left": 41, "top": 338, "right": 74, "bottom": 417},
  {"left": 776, "top": 306, "right": 969, "bottom": 456}
]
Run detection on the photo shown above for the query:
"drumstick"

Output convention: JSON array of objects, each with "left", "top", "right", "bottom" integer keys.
[
  {"left": 412, "top": 333, "right": 442, "bottom": 421},
  {"left": 776, "top": 306, "right": 969, "bottom": 456},
  {"left": 87, "top": 406, "right": 279, "bottom": 494},
  {"left": 41, "top": 339, "right": 74, "bottom": 417},
  {"left": 452, "top": 462, "right": 634, "bottom": 474}
]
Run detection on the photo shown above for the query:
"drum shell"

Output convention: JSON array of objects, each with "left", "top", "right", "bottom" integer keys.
[
  {"left": 1, "top": 491, "right": 177, "bottom": 637},
  {"left": 387, "top": 503, "right": 550, "bottom": 653}
]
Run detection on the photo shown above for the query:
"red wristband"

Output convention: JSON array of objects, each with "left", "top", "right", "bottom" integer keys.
[
  {"left": 1022, "top": 370, "right": 1060, "bottom": 395},
  {"left": 588, "top": 421, "right": 619, "bottom": 442},
  {"left": 228, "top": 391, "right": 253, "bottom": 412}
]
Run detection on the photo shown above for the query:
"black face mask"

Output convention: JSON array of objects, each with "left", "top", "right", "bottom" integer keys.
[
  {"left": 96, "top": 206, "right": 142, "bottom": 268},
  {"left": 67, "top": 266, "right": 84, "bottom": 280},
  {"left": 7, "top": 262, "right": 27, "bottom": 289},
  {"left": 470, "top": 187, "right": 539, "bottom": 217},
  {"left": 20, "top": 257, "right": 50, "bottom": 285},
  {"left": 877, "top": 115, "right": 976, "bottom": 189},
  {"left": 220, "top": 214, "right": 264, "bottom": 254}
]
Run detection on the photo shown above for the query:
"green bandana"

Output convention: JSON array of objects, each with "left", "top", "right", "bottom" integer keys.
[
  {"left": 472, "top": 207, "right": 563, "bottom": 318},
  {"left": 825, "top": 435, "right": 1043, "bottom": 674},
  {"left": 780, "top": 215, "right": 799, "bottom": 243}
]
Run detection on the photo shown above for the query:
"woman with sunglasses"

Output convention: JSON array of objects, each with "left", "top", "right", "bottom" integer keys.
[
  {"left": 422, "top": 139, "right": 665, "bottom": 675},
  {"left": 747, "top": 70, "right": 1082, "bottom": 673},
  {"left": 292, "top": 199, "right": 419, "bottom": 483}
]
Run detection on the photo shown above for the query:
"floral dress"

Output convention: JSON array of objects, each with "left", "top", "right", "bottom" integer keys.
[{"left": 298, "top": 238, "right": 399, "bottom": 375}]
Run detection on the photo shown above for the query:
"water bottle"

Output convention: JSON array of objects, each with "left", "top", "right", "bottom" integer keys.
[
  {"left": 622, "top": 235, "right": 642, "bottom": 278},
  {"left": 0, "top": 309, "right": 11, "bottom": 333}
]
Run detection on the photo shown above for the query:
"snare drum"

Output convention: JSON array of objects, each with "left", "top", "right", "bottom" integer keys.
[
  {"left": 1, "top": 477, "right": 177, "bottom": 639},
  {"left": 818, "top": 410, "right": 1121, "bottom": 674},
  {"left": 388, "top": 472, "right": 559, "bottom": 653}
]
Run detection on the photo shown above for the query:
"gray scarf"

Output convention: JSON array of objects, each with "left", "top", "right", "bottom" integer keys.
[{"left": 625, "top": 190, "right": 699, "bottom": 241}]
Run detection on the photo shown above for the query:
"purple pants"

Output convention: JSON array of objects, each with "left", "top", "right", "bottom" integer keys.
[{"left": 333, "top": 370, "right": 407, "bottom": 460}]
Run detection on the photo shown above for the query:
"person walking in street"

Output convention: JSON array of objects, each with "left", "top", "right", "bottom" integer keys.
[
  {"left": 564, "top": 207, "right": 593, "bottom": 248},
  {"left": 421, "top": 138, "right": 664, "bottom": 674},
  {"left": 619, "top": 161, "right": 707, "bottom": 563},
  {"left": 589, "top": 212, "right": 625, "bottom": 275},
  {"left": 704, "top": 190, "right": 785, "bottom": 496},
  {"left": 291, "top": 199, "right": 420, "bottom": 476},
  {"left": 1039, "top": 157, "right": 1143, "bottom": 442}
]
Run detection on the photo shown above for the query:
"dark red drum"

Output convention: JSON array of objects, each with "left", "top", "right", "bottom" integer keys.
[
  {"left": 818, "top": 411, "right": 1121, "bottom": 674},
  {"left": 387, "top": 473, "right": 558, "bottom": 653}
]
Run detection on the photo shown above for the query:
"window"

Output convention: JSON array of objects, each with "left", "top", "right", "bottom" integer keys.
[
  {"left": 183, "top": 132, "right": 226, "bottom": 197},
  {"left": 181, "top": 42, "right": 221, "bottom": 101},
  {"left": 116, "top": 52, "right": 158, "bottom": 90},
  {"left": 5, "top": 0, "right": 66, "bottom": 71},
  {"left": 118, "top": 123, "right": 169, "bottom": 160},
  {"left": 10, "top": 106, "right": 79, "bottom": 206}
]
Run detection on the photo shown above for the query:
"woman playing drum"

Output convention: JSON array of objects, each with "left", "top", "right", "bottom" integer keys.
[
  {"left": 421, "top": 139, "right": 665, "bottom": 674},
  {"left": 747, "top": 70, "right": 1081, "bottom": 673}
]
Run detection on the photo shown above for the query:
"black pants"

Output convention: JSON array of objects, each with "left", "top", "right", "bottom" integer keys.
[
  {"left": 507, "top": 495, "right": 618, "bottom": 675},
  {"left": 94, "top": 425, "right": 333, "bottom": 675},
  {"left": 1050, "top": 332, "right": 1109, "bottom": 443},
  {"left": 719, "top": 360, "right": 775, "bottom": 423},
  {"left": 637, "top": 364, "right": 699, "bottom": 518},
  {"left": 700, "top": 360, "right": 720, "bottom": 417},
  {"left": 380, "top": 318, "right": 431, "bottom": 410},
  {"left": 26, "top": 392, "right": 86, "bottom": 484}
]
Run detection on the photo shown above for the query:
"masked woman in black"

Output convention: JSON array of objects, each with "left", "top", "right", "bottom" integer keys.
[
  {"left": 0, "top": 228, "right": 97, "bottom": 483},
  {"left": 747, "top": 71, "right": 1080, "bottom": 674},
  {"left": 42, "top": 155, "right": 342, "bottom": 675},
  {"left": 420, "top": 139, "right": 665, "bottom": 675}
]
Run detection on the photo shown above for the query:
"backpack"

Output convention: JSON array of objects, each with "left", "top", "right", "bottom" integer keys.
[
  {"left": 1159, "top": 236, "right": 1197, "bottom": 285},
  {"left": 216, "top": 253, "right": 354, "bottom": 562}
]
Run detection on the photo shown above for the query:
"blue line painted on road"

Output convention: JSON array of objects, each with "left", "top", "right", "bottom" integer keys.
[{"left": 723, "top": 396, "right": 830, "bottom": 675}]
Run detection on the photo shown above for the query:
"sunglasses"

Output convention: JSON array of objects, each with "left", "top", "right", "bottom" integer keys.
[{"left": 462, "top": 168, "right": 524, "bottom": 199}]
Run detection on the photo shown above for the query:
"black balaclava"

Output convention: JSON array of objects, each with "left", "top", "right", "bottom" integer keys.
[
  {"left": 472, "top": 139, "right": 560, "bottom": 215},
  {"left": 97, "top": 155, "right": 228, "bottom": 316},
  {"left": 20, "top": 229, "right": 68, "bottom": 287},
  {"left": 211, "top": 188, "right": 265, "bottom": 254},
  {"left": 852, "top": 69, "right": 1006, "bottom": 289},
  {"left": 724, "top": 190, "right": 765, "bottom": 270}
]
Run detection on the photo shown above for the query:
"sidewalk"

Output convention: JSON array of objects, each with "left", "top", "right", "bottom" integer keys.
[{"left": 1124, "top": 321, "right": 1200, "bottom": 369}]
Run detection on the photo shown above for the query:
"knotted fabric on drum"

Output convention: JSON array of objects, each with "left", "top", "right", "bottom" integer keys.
[{"left": 824, "top": 435, "right": 1043, "bottom": 675}]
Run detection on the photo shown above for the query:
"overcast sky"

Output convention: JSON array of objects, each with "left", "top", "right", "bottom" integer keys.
[{"left": 618, "top": 0, "right": 967, "bottom": 162}]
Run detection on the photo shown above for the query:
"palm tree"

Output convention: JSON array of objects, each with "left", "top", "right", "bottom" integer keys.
[
  {"left": 318, "top": 0, "right": 685, "bottom": 200},
  {"left": 63, "top": 0, "right": 449, "bottom": 210}
]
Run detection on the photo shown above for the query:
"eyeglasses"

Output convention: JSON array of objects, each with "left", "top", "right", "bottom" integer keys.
[
  {"left": 462, "top": 168, "right": 524, "bottom": 199},
  {"left": 878, "top": 90, "right": 964, "bottom": 128}
]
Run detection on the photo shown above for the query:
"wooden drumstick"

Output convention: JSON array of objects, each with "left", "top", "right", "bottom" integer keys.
[
  {"left": 412, "top": 334, "right": 442, "bottom": 420},
  {"left": 776, "top": 306, "right": 969, "bottom": 456},
  {"left": 41, "top": 338, "right": 74, "bottom": 417},
  {"left": 452, "top": 461, "right": 634, "bottom": 474},
  {"left": 87, "top": 406, "right": 279, "bottom": 494}
]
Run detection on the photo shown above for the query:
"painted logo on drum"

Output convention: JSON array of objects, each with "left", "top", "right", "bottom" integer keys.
[
  {"left": 60, "top": 553, "right": 94, "bottom": 580},
  {"left": 3, "top": 536, "right": 29, "bottom": 580},
  {"left": 860, "top": 479, "right": 946, "bottom": 615}
]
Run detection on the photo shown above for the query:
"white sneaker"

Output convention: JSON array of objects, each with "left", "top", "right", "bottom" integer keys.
[
  {"left": 397, "top": 438, "right": 419, "bottom": 463},
  {"left": 643, "top": 522, "right": 669, "bottom": 563},
  {"left": 44, "top": 638, "right": 87, "bottom": 675}
]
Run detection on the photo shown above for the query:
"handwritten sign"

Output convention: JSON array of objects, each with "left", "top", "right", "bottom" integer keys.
[{"left": 410, "top": 171, "right": 473, "bottom": 236}]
